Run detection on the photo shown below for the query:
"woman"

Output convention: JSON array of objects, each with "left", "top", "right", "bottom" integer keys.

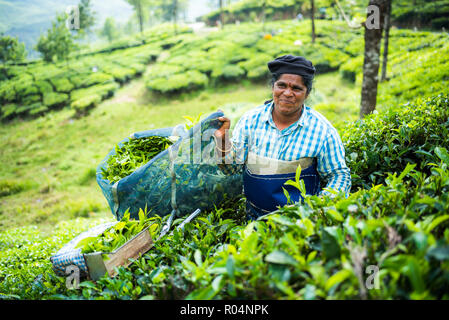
[{"left": 214, "top": 55, "right": 351, "bottom": 220}]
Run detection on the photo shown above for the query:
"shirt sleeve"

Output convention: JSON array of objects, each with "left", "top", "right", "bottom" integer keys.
[{"left": 317, "top": 128, "right": 352, "bottom": 197}]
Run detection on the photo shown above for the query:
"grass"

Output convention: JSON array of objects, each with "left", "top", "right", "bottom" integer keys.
[
  {"left": 308, "top": 73, "right": 360, "bottom": 129},
  {"left": 0, "top": 71, "right": 358, "bottom": 234}
]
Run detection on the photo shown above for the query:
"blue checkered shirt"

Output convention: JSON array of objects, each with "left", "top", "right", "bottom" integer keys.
[{"left": 220, "top": 101, "right": 351, "bottom": 196}]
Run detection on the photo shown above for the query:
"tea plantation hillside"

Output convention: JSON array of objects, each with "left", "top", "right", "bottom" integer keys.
[
  {"left": 2, "top": 20, "right": 448, "bottom": 121},
  {"left": 1, "top": 19, "right": 449, "bottom": 300}
]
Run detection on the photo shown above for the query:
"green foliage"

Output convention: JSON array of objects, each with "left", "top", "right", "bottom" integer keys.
[
  {"left": 5, "top": 147, "right": 449, "bottom": 299},
  {"left": 71, "top": 94, "right": 101, "bottom": 116},
  {"left": 101, "top": 135, "right": 174, "bottom": 183},
  {"left": 343, "top": 95, "right": 449, "bottom": 190},
  {"left": 0, "top": 81, "right": 17, "bottom": 103},
  {"left": 146, "top": 70, "right": 208, "bottom": 95},
  {"left": 49, "top": 77, "right": 75, "bottom": 93},
  {"left": 102, "top": 64, "right": 137, "bottom": 83},
  {"left": 0, "top": 34, "right": 27, "bottom": 65},
  {"left": 0, "top": 218, "right": 112, "bottom": 299},
  {"left": 100, "top": 17, "right": 120, "bottom": 43},
  {"left": 82, "top": 72, "right": 115, "bottom": 87},
  {"left": 35, "top": 14, "right": 77, "bottom": 63},
  {"left": 78, "top": 0, "right": 96, "bottom": 35},
  {"left": 202, "top": 0, "right": 302, "bottom": 25},
  {"left": 2, "top": 88, "right": 449, "bottom": 299},
  {"left": 76, "top": 209, "right": 161, "bottom": 254},
  {"left": 211, "top": 64, "right": 246, "bottom": 83},
  {"left": 3, "top": 19, "right": 446, "bottom": 122},
  {"left": 392, "top": 0, "right": 449, "bottom": 30},
  {"left": 35, "top": 80, "right": 54, "bottom": 95},
  {"left": 144, "top": 20, "right": 359, "bottom": 97},
  {"left": 0, "top": 104, "right": 18, "bottom": 121},
  {"left": 238, "top": 53, "right": 273, "bottom": 81},
  {"left": 71, "top": 82, "right": 119, "bottom": 102},
  {"left": 43, "top": 92, "right": 69, "bottom": 108},
  {"left": 0, "top": 179, "right": 34, "bottom": 197}
]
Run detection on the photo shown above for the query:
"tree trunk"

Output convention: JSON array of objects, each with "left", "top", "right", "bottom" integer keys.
[
  {"left": 137, "top": 0, "right": 143, "bottom": 34},
  {"left": 360, "top": 0, "right": 388, "bottom": 118},
  {"left": 219, "top": 0, "right": 224, "bottom": 29},
  {"left": 311, "top": 0, "right": 316, "bottom": 43},
  {"left": 173, "top": 0, "right": 178, "bottom": 34},
  {"left": 381, "top": 0, "right": 392, "bottom": 82},
  {"left": 262, "top": 0, "right": 267, "bottom": 32}
]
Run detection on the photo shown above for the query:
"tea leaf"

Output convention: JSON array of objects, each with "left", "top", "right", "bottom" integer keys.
[{"left": 265, "top": 250, "right": 298, "bottom": 266}]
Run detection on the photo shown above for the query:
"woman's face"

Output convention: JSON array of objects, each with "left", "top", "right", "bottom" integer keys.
[{"left": 272, "top": 74, "right": 309, "bottom": 117}]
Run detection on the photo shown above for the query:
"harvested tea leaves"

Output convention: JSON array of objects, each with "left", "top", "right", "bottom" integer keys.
[{"left": 101, "top": 136, "right": 174, "bottom": 183}]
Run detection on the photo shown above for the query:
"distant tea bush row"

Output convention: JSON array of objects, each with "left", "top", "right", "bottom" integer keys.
[{"left": 0, "top": 26, "right": 193, "bottom": 121}]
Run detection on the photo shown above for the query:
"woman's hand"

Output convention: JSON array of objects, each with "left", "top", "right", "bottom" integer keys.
[
  {"left": 214, "top": 116, "right": 231, "bottom": 141},
  {"left": 214, "top": 116, "right": 231, "bottom": 156}
]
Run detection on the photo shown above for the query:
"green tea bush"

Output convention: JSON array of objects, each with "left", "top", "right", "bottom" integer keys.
[
  {"left": 77, "top": 209, "right": 161, "bottom": 254},
  {"left": 35, "top": 80, "right": 54, "bottom": 95},
  {"left": 28, "top": 104, "right": 48, "bottom": 116},
  {"left": 14, "top": 79, "right": 39, "bottom": 99},
  {"left": 0, "top": 179, "right": 33, "bottom": 197},
  {"left": 0, "top": 37, "right": 165, "bottom": 121},
  {"left": 49, "top": 77, "right": 75, "bottom": 93},
  {"left": 339, "top": 56, "right": 363, "bottom": 83},
  {"left": 140, "top": 20, "right": 362, "bottom": 98},
  {"left": 0, "top": 81, "right": 17, "bottom": 103},
  {"left": 432, "top": 16, "right": 449, "bottom": 29},
  {"left": 211, "top": 64, "right": 246, "bottom": 83},
  {"left": 22, "top": 94, "right": 41, "bottom": 106},
  {"left": 103, "top": 64, "right": 136, "bottom": 84},
  {"left": 80, "top": 72, "right": 114, "bottom": 87},
  {"left": 14, "top": 104, "right": 37, "bottom": 117},
  {"left": 343, "top": 94, "right": 449, "bottom": 190},
  {"left": 340, "top": 29, "right": 449, "bottom": 105},
  {"left": 147, "top": 64, "right": 185, "bottom": 78},
  {"left": 43, "top": 92, "right": 69, "bottom": 108},
  {"left": 0, "top": 104, "right": 18, "bottom": 121},
  {"left": 0, "top": 218, "right": 113, "bottom": 299},
  {"left": 71, "top": 94, "right": 101, "bottom": 116},
  {"left": 146, "top": 70, "right": 208, "bottom": 95},
  {"left": 70, "top": 82, "right": 119, "bottom": 102},
  {"left": 10, "top": 154, "right": 449, "bottom": 300}
]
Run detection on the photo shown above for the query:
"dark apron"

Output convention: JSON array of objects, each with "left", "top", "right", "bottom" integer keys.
[{"left": 243, "top": 157, "right": 321, "bottom": 221}]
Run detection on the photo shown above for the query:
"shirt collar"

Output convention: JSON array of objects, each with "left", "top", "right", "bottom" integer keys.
[{"left": 264, "top": 101, "right": 309, "bottom": 133}]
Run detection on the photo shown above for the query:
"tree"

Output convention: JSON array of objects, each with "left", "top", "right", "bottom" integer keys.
[
  {"left": 0, "top": 34, "right": 27, "bottom": 66},
  {"left": 359, "top": 0, "right": 388, "bottom": 118},
  {"left": 35, "top": 14, "right": 76, "bottom": 63},
  {"left": 261, "top": 0, "right": 267, "bottom": 32},
  {"left": 311, "top": 0, "right": 316, "bottom": 43},
  {"left": 126, "top": 0, "right": 147, "bottom": 34},
  {"left": 158, "top": 0, "right": 188, "bottom": 33},
  {"left": 78, "top": 0, "right": 96, "bottom": 35},
  {"left": 381, "top": 0, "right": 392, "bottom": 82},
  {"left": 173, "top": 0, "right": 178, "bottom": 33},
  {"left": 101, "top": 17, "right": 120, "bottom": 43},
  {"left": 303, "top": 0, "right": 334, "bottom": 43},
  {"left": 219, "top": 0, "right": 224, "bottom": 29},
  {"left": 335, "top": 0, "right": 389, "bottom": 117}
]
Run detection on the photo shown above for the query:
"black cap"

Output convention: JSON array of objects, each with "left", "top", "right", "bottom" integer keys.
[{"left": 267, "top": 55, "right": 316, "bottom": 78}]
